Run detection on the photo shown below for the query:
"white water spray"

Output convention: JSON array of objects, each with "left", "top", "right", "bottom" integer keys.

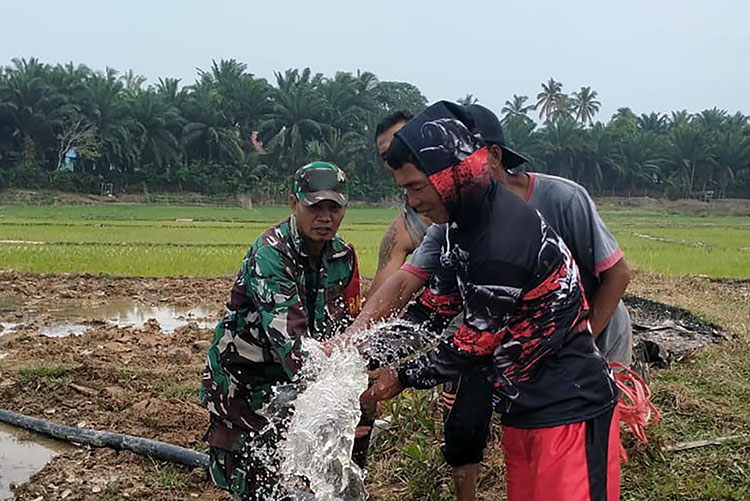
[{"left": 257, "top": 318, "right": 433, "bottom": 500}]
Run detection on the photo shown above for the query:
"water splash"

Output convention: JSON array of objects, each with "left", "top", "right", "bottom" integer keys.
[
  {"left": 356, "top": 318, "right": 439, "bottom": 369},
  {"left": 253, "top": 317, "right": 434, "bottom": 500},
  {"left": 276, "top": 340, "right": 368, "bottom": 501}
]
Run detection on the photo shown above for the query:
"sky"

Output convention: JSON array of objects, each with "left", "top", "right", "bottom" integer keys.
[{"left": 2, "top": 0, "right": 748, "bottom": 121}]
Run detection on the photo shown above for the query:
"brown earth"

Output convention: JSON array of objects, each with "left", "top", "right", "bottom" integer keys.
[{"left": 0, "top": 271, "right": 747, "bottom": 500}]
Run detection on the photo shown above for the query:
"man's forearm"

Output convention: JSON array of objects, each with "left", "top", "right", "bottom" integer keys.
[
  {"left": 348, "top": 269, "right": 425, "bottom": 335},
  {"left": 589, "top": 258, "right": 630, "bottom": 336}
]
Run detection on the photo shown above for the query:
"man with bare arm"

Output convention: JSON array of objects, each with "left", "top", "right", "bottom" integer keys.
[{"left": 370, "top": 111, "right": 429, "bottom": 296}]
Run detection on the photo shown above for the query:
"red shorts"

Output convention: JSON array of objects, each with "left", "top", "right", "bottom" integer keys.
[{"left": 501, "top": 406, "right": 621, "bottom": 501}]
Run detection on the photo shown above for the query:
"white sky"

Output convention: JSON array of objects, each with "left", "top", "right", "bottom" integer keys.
[{"left": 2, "top": 0, "right": 748, "bottom": 120}]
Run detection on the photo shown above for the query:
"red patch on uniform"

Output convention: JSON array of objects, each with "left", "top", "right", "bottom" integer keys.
[{"left": 344, "top": 244, "right": 362, "bottom": 316}]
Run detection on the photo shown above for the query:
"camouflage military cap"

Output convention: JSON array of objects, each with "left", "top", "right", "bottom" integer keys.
[{"left": 293, "top": 162, "right": 348, "bottom": 207}]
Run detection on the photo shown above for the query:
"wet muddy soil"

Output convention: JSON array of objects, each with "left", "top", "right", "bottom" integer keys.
[{"left": 0, "top": 271, "right": 744, "bottom": 500}]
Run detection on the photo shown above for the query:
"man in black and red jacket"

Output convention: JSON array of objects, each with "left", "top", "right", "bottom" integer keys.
[{"left": 347, "top": 101, "right": 621, "bottom": 501}]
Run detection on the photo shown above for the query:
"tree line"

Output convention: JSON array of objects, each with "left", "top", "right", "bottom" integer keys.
[{"left": 1, "top": 58, "right": 749, "bottom": 200}]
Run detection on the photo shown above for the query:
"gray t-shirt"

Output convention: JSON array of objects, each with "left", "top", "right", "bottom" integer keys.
[{"left": 405, "top": 174, "right": 632, "bottom": 365}]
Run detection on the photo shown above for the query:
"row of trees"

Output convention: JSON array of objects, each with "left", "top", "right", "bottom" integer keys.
[
  {"left": 496, "top": 78, "right": 750, "bottom": 197},
  {"left": 1, "top": 59, "right": 749, "bottom": 200}
]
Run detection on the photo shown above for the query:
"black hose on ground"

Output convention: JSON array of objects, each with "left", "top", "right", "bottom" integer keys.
[{"left": 0, "top": 408, "right": 209, "bottom": 469}]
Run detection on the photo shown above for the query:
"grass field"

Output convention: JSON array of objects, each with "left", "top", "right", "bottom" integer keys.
[
  {"left": 0, "top": 203, "right": 748, "bottom": 278},
  {"left": 1, "top": 201, "right": 749, "bottom": 500}
]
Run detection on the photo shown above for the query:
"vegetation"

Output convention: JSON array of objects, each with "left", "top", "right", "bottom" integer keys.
[
  {"left": 17, "top": 363, "right": 72, "bottom": 386},
  {"left": 0, "top": 203, "right": 747, "bottom": 278},
  {"left": 1, "top": 60, "right": 749, "bottom": 200}
]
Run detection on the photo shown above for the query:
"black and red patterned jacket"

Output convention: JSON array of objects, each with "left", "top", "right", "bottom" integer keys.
[{"left": 390, "top": 102, "right": 617, "bottom": 428}]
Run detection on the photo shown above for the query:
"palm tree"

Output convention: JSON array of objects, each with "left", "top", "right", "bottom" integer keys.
[
  {"left": 614, "top": 132, "right": 664, "bottom": 195},
  {"left": 0, "top": 58, "right": 76, "bottom": 170},
  {"left": 501, "top": 95, "right": 535, "bottom": 120},
  {"left": 120, "top": 69, "right": 146, "bottom": 97},
  {"left": 196, "top": 59, "right": 273, "bottom": 130},
  {"left": 260, "top": 69, "right": 328, "bottom": 171},
  {"left": 538, "top": 115, "right": 587, "bottom": 178},
  {"left": 131, "top": 91, "right": 181, "bottom": 169},
  {"left": 83, "top": 68, "right": 139, "bottom": 173},
  {"left": 457, "top": 93, "right": 478, "bottom": 106},
  {"left": 570, "top": 86, "right": 601, "bottom": 125},
  {"left": 154, "top": 78, "right": 184, "bottom": 103},
  {"left": 536, "top": 78, "right": 565, "bottom": 121},
  {"left": 666, "top": 123, "right": 716, "bottom": 196},
  {"left": 694, "top": 107, "right": 728, "bottom": 130},
  {"left": 669, "top": 110, "right": 691, "bottom": 126},
  {"left": 610, "top": 107, "right": 638, "bottom": 133},
  {"left": 319, "top": 71, "right": 371, "bottom": 133},
  {"left": 372, "top": 80, "right": 427, "bottom": 115},
  {"left": 711, "top": 128, "right": 750, "bottom": 196},
  {"left": 637, "top": 112, "right": 668, "bottom": 134},
  {"left": 181, "top": 86, "right": 244, "bottom": 164}
]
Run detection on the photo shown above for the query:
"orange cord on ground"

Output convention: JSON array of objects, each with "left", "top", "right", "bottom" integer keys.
[{"left": 611, "top": 362, "right": 661, "bottom": 447}]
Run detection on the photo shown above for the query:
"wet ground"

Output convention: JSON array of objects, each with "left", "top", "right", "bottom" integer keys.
[
  {"left": 0, "top": 423, "right": 71, "bottom": 501},
  {"left": 0, "top": 271, "right": 743, "bottom": 500}
]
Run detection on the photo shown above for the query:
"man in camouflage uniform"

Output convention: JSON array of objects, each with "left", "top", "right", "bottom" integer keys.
[{"left": 200, "top": 162, "right": 362, "bottom": 500}]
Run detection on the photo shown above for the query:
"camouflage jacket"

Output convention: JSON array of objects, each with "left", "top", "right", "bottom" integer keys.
[{"left": 200, "top": 216, "right": 361, "bottom": 437}]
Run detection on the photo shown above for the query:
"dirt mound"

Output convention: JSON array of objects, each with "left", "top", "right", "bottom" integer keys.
[
  {"left": 625, "top": 295, "right": 729, "bottom": 365},
  {"left": 1, "top": 271, "right": 745, "bottom": 500}
]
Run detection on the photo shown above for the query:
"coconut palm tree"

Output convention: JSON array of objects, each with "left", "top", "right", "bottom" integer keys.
[
  {"left": 457, "top": 93, "right": 479, "bottom": 106},
  {"left": 536, "top": 78, "right": 565, "bottom": 122},
  {"left": 570, "top": 86, "right": 601, "bottom": 125},
  {"left": 501, "top": 94, "right": 535, "bottom": 120}
]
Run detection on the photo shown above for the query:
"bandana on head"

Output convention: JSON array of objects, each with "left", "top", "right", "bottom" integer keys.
[{"left": 393, "top": 101, "right": 491, "bottom": 223}]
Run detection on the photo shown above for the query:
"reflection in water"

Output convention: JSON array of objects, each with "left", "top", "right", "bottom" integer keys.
[
  {"left": 0, "top": 323, "right": 18, "bottom": 338},
  {"left": 32, "top": 303, "right": 214, "bottom": 338},
  {"left": 40, "top": 323, "right": 88, "bottom": 338},
  {"left": 0, "top": 423, "right": 71, "bottom": 500},
  {"left": 99, "top": 304, "right": 213, "bottom": 333}
]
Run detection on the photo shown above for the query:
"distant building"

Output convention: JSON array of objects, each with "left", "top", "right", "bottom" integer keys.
[{"left": 60, "top": 148, "right": 77, "bottom": 172}]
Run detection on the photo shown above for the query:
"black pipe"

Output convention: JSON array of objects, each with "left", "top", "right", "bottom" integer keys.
[{"left": 0, "top": 408, "right": 209, "bottom": 469}]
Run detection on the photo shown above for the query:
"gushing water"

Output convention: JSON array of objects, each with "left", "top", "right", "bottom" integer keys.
[
  {"left": 277, "top": 340, "right": 368, "bottom": 500},
  {"left": 254, "top": 317, "right": 433, "bottom": 500}
]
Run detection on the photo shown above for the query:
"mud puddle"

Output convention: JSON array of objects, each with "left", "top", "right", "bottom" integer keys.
[
  {"left": 79, "top": 302, "right": 214, "bottom": 333},
  {"left": 0, "top": 422, "right": 72, "bottom": 500},
  {"left": 2, "top": 302, "right": 215, "bottom": 339}
]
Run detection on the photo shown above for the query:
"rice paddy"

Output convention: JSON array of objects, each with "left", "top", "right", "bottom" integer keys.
[{"left": 0, "top": 203, "right": 748, "bottom": 278}]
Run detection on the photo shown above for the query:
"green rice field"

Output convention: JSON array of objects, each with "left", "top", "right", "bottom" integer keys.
[{"left": 0, "top": 204, "right": 748, "bottom": 278}]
